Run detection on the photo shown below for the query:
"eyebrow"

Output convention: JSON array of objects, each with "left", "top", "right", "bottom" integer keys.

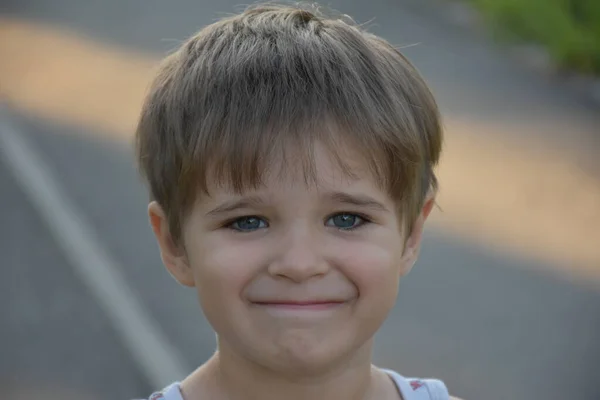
[
  {"left": 327, "top": 191, "right": 389, "bottom": 213},
  {"left": 205, "top": 195, "right": 267, "bottom": 217},
  {"left": 205, "top": 192, "right": 389, "bottom": 217}
]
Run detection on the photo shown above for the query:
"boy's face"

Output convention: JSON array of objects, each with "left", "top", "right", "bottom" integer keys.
[{"left": 150, "top": 143, "right": 433, "bottom": 375}]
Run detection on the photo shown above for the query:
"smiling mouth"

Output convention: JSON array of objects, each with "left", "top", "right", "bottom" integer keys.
[{"left": 251, "top": 301, "right": 347, "bottom": 310}]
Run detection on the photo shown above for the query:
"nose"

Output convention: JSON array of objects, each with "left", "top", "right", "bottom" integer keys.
[{"left": 268, "top": 226, "right": 329, "bottom": 282}]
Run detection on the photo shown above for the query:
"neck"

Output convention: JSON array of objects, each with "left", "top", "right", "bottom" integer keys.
[{"left": 183, "top": 339, "right": 391, "bottom": 400}]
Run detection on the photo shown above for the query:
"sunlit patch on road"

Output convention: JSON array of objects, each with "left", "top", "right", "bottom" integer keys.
[
  {"left": 0, "top": 18, "right": 156, "bottom": 137},
  {"left": 434, "top": 125, "right": 600, "bottom": 281}
]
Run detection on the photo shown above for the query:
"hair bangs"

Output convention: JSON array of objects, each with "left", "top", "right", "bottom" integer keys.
[{"left": 178, "top": 20, "right": 422, "bottom": 200}]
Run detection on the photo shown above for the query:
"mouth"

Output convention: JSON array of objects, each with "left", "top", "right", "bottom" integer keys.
[{"left": 251, "top": 300, "right": 348, "bottom": 311}]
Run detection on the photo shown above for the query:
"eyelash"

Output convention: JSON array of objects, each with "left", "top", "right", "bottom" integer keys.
[
  {"left": 224, "top": 212, "right": 372, "bottom": 232},
  {"left": 225, "top": 216, "right": 268, "bottom": 232},
  {"left": 325, "top": 212, "right": 371, "bottom": 231}
]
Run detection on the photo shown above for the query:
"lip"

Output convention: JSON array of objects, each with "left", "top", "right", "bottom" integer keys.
[{"left": 252, "top": 301, "right": 346, "bottom": 310}]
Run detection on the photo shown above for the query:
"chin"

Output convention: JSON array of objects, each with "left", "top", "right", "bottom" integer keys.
[
  {"left": 267, "top": 353, "right": 342, "bottom": 378},
  {"left": 258, "top": 334, "right": 358, "bottom": 377}
]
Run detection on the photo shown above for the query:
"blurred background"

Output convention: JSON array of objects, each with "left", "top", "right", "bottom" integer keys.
[{"left": 1, "top": 0, "right": 599, "bottom": 399}]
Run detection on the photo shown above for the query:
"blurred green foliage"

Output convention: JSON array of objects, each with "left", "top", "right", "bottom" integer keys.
[{"left": 470, "top": 0, "right": 600, "bottom": 74}]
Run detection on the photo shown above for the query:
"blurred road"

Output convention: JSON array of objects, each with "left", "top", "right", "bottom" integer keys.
[{"left": 1, "top": 1, "right": 600, "bottom": 400}]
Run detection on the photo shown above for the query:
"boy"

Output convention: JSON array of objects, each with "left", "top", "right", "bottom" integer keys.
[{"left": 135, "top": 3, "right": 462, "bottom": 399}]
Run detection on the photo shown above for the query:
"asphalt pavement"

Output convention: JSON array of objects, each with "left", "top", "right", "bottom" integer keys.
[{"left": 1, "top": 1, "right": 600, "bottom": 399}]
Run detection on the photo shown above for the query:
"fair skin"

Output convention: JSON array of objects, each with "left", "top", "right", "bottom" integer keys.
[{"left": 149, "top": 143, "right": 461, "bottom": 400}]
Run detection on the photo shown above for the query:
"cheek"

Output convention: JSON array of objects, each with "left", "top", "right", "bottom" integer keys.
[
  {"left": 329, "top": 235, "right": 403, "bottom": 303},
  {"left": 186, "top": 234, "right": 268, "bottom": 307}
]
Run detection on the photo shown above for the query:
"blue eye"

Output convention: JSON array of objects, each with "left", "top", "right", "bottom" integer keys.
[
  {"left": 326, "top": 213, "right": 365, "bottom": 230},
  {"left": 229, "top": 216, "right": 268, "bottom": 232}
]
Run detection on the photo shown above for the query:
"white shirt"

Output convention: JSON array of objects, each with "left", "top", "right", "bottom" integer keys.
[{"left": 145, "top": 369, "right": 449, "bottom": 400}]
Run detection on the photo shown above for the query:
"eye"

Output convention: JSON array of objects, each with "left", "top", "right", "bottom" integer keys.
[
  {"left": 325, "top": 213, "right": 366, "bottom": 230},
  {"left": 229, "top": 216, "right": 268, "bottom": 232}
]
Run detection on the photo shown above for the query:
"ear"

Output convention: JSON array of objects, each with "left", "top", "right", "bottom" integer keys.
[
  {"left": 399, "top": 191, "right": 436, "bottom": 276},
  {"left": 148, "top": 201, "right": 195, "bottom": 287}
]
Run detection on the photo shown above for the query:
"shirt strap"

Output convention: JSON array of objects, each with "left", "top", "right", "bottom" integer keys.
[
  {"left": 146, "top": 382, "right": 184, "bottom": 400},
  {"left": 382, "top": 369, "right": 450, "bottom": 400}
]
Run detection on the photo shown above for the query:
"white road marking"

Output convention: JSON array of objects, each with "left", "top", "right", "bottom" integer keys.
[{"left": 0, "top": 109, "right": 188, "bottom": 389}]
